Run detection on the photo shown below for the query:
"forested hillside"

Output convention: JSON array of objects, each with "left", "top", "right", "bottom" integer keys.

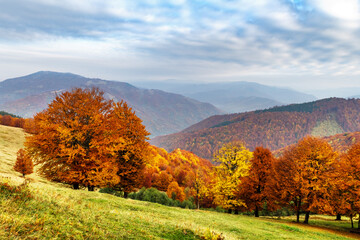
[
  {"left": 152, "top": 98, "right": 360, "bottom": 159},
  {"left": 0, "top": 71, "right": 221, "bottom": 136}
]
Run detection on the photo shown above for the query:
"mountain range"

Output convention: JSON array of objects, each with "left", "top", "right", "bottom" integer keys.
[
  {"left": 0, "top": 71, "right": 221, "bottom": 137},
  {"left": 151, "top": 98, "right": 360, "bottom": 159},
  {"left": 133, "top": 81, "right": 317, "bottom": 113}
]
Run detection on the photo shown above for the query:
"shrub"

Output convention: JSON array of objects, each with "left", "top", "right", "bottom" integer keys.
[
  {"left": 128, "top": 187, "right": 196, "bottom": 209},
  {"left": 0, "top": 180, "right": 33, "bottom": 202}
]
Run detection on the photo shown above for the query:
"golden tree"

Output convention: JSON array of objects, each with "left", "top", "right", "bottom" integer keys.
[
  {"left": 14, "top": 149, "right": 33, "bottom": 177},
  {"left": 212, "top": 141, "right": 252, "bottom": 213},
  {"left": 25, "top": 87, "right": 149, "bottom": 191}
]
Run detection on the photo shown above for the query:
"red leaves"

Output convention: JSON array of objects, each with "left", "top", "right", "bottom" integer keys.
[{"left": 14, "top": 149, "right": 33, "bottom": 177}]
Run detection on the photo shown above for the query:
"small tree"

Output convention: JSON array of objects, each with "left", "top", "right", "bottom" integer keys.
[{"left": 14, "top": 149, "right": 33, "bottom": 177}]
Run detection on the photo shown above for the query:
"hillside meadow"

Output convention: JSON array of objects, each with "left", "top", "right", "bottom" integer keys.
[{"left": 1, "top": 125, "right": 360, "bottom": 239}]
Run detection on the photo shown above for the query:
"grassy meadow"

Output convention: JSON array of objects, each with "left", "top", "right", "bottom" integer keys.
[{"left": 1, "top": 124, "right": 360, "bottom": 240}]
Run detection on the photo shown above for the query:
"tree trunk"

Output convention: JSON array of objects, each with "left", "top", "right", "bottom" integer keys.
[
  {"left": 304, "top": 211, "right": 310, "bottom": 224},
  {"left": 73, "top": 183, "right": 79, "bottom": 190},
  {"left": 227, "top": 209, "right": 232, "bottom": 214},
  {"left": 296, "top": 197, "right": 301, "bottom": 223},
  {"left": 197, "top": 198, "right": 200, "bottom": 210},
  {"left": 88, "top": 186, "right": 95, "bottom": 191},
  {"left": 351, "top": 214, "right": 354, "bottom": 229},
  {"left": 255, "top": 205, "right": 259, "bottom": 217},
  {"left": 22, "top": 173, "right": 25, "bottom": 177},
  {"left": 124, "top": 191, "right": 128, "bottom": 198},
  {"left": 335, "top": 214, "right": 341, "bottom": 221}
]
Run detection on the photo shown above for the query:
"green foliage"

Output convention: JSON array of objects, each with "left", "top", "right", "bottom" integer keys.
[
  {"left": 99, "top": 187, "right": 123, "bottom": 197},
  {"left": 0, "top": 111, "right": 21, "bottom": 118},
  {"left": 128, "top": 187, "right": 196, "bottom": 209}
]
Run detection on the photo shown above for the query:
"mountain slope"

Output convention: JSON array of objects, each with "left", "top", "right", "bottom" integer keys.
[
  {"left": 1, "top": 125, "right": 357, "bottom": 240},
  {"left": 134, "top": 81, "right": 316, "bottom": 113},
  {"left": 152, "top": 98, "right": 360, "bottom": 159},
  {"left": 0, "top": 71, "right": 222, "bottom": 136}
]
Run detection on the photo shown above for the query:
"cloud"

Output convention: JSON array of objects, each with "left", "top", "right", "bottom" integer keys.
[{"left": 0, "top": 0, "right": 360, "bottom": 90}]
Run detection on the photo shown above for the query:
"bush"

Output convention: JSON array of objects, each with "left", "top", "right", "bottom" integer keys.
[
  {"left": 99, "top": 187, "right": 123, "bottom": 197},
  {"left": 0, "top": 181, "right": 33, "bottom": 202},
  {"left": 128, "top": 187, "right": 196, "bottom": 209}
]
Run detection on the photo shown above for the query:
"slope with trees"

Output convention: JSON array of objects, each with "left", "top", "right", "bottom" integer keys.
[{"left": 152, "top": 98, "right": 360, "bottom": 159}]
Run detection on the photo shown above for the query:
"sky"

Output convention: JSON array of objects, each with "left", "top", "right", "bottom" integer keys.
[{"left": 0, "top": 0, "right": 360, "bottom": 95}]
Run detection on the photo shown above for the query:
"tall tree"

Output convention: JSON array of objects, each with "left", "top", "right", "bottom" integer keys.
[
  {"left": 337, "top": 143, "right": 360, "bottom": 228},
  {"left": 212, "top": 141, "right": 252, "bottom": 213},
  {"left": 276, "top": 136, "right": 337, "bottom": 223},
  {"left": 14, "top": 149, "right": 33, "bottom": 178},
  {"left": 25, "top": 87, "right": 149, "bottom": 191},
  {"left": 237, "top": 147, "right": 276, "bottom": 217},
  {"left": 110, "top": 101, "right": 150, "bottom": 197}
]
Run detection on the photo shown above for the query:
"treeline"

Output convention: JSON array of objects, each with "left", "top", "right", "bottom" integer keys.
[
  {"left": 0, "top": 111, "right": 25, "bottom": 128},
  {"left": 153, "top": 98, "right": 360, "bottom": 159},
  {"left": 201, "top": 137, "right": 360, "bottom": 227},
  {"left": 14, "top": 88, "right": 360, "bottom": 228}
]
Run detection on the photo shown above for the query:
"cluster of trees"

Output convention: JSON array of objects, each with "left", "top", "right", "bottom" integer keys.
[
  {"left": 205, "top": 137, "right": 360, "bottom": 227},
  {"left": 0, "top": 112, "right": 25, "bottom": 128},
  {"left": 153, "top": 98, "right": 360, "bottom": 159},
  {"left": 138, "top": 146, "right": 214, "bottom": 208},
  {"left": 12, "top": 88, "right": 360, "bottom": 228}
]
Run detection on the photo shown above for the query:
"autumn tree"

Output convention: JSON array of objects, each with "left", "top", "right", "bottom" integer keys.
[
  {"left": 25, "top": 87, "right": 149, "bottom": 191},
  {"left": 167, "top": 181, "right": 186, "bottom": 201},
  {"left": 335, "top": 143, "right": 360, "bottom": 228},
  {"left": 276, "top": 136, "right": 337, "bottom": 223},
  {"left": 110, "top": 101, "right": 150, "bottom": 197},
  {"left": 212, "top": 141, "right": 252, "bottom": 213},
  {"left": 14, "top": 149, "right": 34, "bottom": 178},
  {"left": 237, "top": 147, "right": 276, "bottom": 217}
]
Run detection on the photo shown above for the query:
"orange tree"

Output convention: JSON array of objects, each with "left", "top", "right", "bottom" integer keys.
[
  {"left": 237, "top": 147, "right": 276, "bottom": 217},
  {"left": 110, "top": 101, "right": 149, "bottom": 197},
  {"left": 336, "top": 143, "right": 360, "bottom": 228},
  {"left": 14, "top": 149, "right": 34, "bottom": 177},
  {"left": 25, "top": 87, "right": 149, "bottom": 191},
  {"left": 276, "top": 136, "right": 337, "bottom": 223}
]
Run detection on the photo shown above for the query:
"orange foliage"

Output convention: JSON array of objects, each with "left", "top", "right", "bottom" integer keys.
[
  {"left": 142, "top": 145, "right": 214, "bottom": 206},
  {"left": 237, "top": 147, "right": 276, "bottom": 217},
  {"left": 14, "top": 149, "right": 33, "bottom": 177},
  {"left": 275, "top": 136, "right": 338, "bottom": 223},
  {"left": 25, "top": 87, "right": 149, "bottom": 191},
  {"left": 167, "top": 181, "right": 186, "bottom": 201}
]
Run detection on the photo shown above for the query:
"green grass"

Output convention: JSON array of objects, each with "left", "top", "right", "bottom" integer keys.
[{"left": 1, "top": 125, "right": 360, "bottom": 239}]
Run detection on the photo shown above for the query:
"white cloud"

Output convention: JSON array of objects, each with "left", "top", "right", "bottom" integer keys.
[{"left": 313, "top": 0, "right": 359, "bottom": 21}]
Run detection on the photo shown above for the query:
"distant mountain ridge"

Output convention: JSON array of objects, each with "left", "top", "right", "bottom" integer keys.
[
  {"left": 151, "top": 98, "right": 360, "bottom": 159},
  {"left": 133, "top": 81, "right": 316, "bottom": 113},
  {"left": 0, "top": 71, "right": 222, "bottom": 136}
]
